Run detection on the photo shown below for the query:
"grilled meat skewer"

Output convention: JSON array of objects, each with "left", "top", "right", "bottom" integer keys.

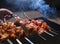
[
  {"left": 15, "top": 17, "right": 50, "bottom": 34},
  {"left": 23, "top": 12, "right": 57, "bottom": 35},
  {"left": 0, "top": 20, "right": 44, "bottom": 41},
  {"left": 0, "top": 8, "right": 34, "bottom": 43},
  {"left": 0, "top": 22, "right": 33, "bottom": 42}
]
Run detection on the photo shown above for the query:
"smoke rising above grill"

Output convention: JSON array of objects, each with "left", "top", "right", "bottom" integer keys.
[
  {"left": 3, "top": 0, "right": 57, "bottom": 18},
  {"left": 29, "top": 0, "right": 57, "bottom": 18}
]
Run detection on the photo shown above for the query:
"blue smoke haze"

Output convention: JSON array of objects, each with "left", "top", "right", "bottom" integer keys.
[{"left": 6, "top": 0, "right": 57, "bottom": 18}]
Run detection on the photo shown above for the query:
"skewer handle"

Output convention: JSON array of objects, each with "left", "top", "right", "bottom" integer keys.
[
  {"left": 16, "top": 39, "right": 22, "bottom": 44},
  {"left": 45, "top": 31, "right": 54, "bottom": 37},
  {"left": 3, "top": 18, "right": 7, "bottom": 22},
  {"left": 38, "top": 35, "right": 46, "bottom": 40},
  {"left": 49, "top": 30, "right": 58, "bottom": 35},
  {"left": 7, "top": 39, "right": 13, "bottom": 44}
]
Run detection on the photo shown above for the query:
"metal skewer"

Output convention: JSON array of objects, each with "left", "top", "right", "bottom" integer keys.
[
  {"left": 49, "top": 28, "right": 58, "bottom": 35},
  {"left": 24, "top": 37, "right": 34, "bottom": 44},
  {"left": 3, "top": 18, "right": 7, "bottom": 22},
  {"left": 13, "top": 14, "right": 19, "bottom": 19},
  {"left": 49, "top": 30, "right": 57, "bottom": 35},
  {"left": 38, "top": 35, "right": 46, "bottom": 40},
  {"left": 16, "top": 39, "right": 22, "bottom": 44},
  {"left": 7, "top": 39, "right": 13, "bottom": 44},
  {"left": 44, "top": 31, "right": 54, "bottom": 37},
  {"left": 23, "top": 12, "right": 31, "bottom": 19}
]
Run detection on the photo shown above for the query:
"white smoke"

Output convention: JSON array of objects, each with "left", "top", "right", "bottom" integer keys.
[
  {"left": 6, "top": 0, "right": 57, "bottom": 18},
  {"left": 29, "top": 0, "right": 57, "bottom": 18}
]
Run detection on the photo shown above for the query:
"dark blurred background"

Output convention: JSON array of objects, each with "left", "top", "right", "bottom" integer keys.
[{"left": 45, "top": 0, "right": 60, "bottom": 10}]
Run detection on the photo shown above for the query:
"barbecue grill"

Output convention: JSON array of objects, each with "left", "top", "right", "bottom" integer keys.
[{"left": 0, "top": 11, "right": 60, "bottom": 44}]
